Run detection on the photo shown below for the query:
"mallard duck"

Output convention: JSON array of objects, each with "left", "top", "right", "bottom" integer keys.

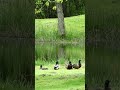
[
  {"left": 72, "top": 60, "right": 81, "bottom": 69},
  {"left": 66, "top": 61, "right": 72, "bottom": 69},
  {"left": 104, "top": 80, "right": 111, "bottom": 90},
  {"left": 40, "top": 65, "right": 48, "bottom": 70},
  {"left": 54, "top": 61, "right": 59, "bottom": 70}
]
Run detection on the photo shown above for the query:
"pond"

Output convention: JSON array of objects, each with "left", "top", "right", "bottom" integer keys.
[{"left": 35, "top": 42, "right": 85, "bottom": 65}]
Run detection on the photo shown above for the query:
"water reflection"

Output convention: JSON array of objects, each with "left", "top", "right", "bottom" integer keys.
[{"left": 35, "top": 42, "right": 85, "bottom": 62}]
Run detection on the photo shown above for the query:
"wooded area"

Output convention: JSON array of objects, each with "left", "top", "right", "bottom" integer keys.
[{"left": 35, "top": 0, "right": 85, "bottom": 18}]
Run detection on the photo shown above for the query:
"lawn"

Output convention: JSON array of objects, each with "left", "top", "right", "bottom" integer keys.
[
  {"left": 35, "top": 15, "right": 85, "bottom": 42},
  {"left": 35, "top": 63, "right": 85, "bottom": 90}
]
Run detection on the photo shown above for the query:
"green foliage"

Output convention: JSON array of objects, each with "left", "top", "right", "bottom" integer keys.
[
  {"left": 35, "top": 0, "right": 85, "bottom": 18},
  {"left": 52, "top": 6, "right": 57, "bottom": 10},
  {"left": 45, "top": 1, "right": 49, "bottom": 7},
  {"left": 55, "top": 0, "right": 63, "bottom": 3}
]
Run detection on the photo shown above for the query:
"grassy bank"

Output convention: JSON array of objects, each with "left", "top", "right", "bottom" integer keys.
[
  {"left": 35, "top": 63, "right": 85, "bottom": 90},
  {"left": 35, "top": 15, "right": 85, "bottom": 42}
]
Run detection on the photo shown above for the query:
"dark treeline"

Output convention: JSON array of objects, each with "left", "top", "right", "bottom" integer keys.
[{"left": 35, "top": 0, "right": 85, "bottom": 18}]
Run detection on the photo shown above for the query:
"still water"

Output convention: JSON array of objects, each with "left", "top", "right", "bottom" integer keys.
[{"left": 35, "top": 42, "right": 85, "bottom": 63}]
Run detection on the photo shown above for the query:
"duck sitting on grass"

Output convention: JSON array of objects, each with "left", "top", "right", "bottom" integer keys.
[
  {"left": 66, "top": 61, "right": 73, "bottom": 70},
  {"left": 72, "top": 60, "right": 81, "bottom": 69},
  {"left": 40, "top": 65, "right": 48, "bottom": 70},
  {"left": 54, "top": 61, "right": 59, "bottom": 70}
]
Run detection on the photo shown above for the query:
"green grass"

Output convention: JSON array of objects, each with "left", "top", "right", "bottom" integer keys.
[
  {"left": 35, "top": 63, "right": 85, "bottom": 90},
  {"left": 35, "top": 58, "right": 85, "bottom": 66},
  {"left": 35, "top": 15, "right": 85, "bottom": 42}
]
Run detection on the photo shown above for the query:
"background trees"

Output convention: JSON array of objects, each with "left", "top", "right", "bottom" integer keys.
[
  {"left": 35, "top": 0, "right": 85, "bottom": 18},
  {"left": 35, "top": 0, "right": 85, "bottom": 39}
]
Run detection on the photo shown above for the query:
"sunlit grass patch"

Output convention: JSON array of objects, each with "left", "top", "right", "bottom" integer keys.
[
  {"left": 35, "top": 15, "right": 85, "bottom": 42},
  {"left": 35, "top": 63, "right": 85, "bottom": 90}
]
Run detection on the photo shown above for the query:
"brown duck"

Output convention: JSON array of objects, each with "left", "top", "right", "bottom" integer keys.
[
  {"left": 72, "top": 60, "right": 81, "bottom": 69},
  {"left": 66, "top": 61, "right": 73, "bottom": 70},
  {"left": 40, "top": 65, "right": 48, "bottom": 70}
]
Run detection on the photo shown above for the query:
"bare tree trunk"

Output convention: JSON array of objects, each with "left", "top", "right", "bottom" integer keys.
[{"left": 56, "top": 2, "right": 65, "bottom": 39}]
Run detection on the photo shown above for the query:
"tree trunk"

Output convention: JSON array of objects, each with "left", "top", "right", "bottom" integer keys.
[{"left": 56, "top": 2, "right": 65, "bottom": 39}]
